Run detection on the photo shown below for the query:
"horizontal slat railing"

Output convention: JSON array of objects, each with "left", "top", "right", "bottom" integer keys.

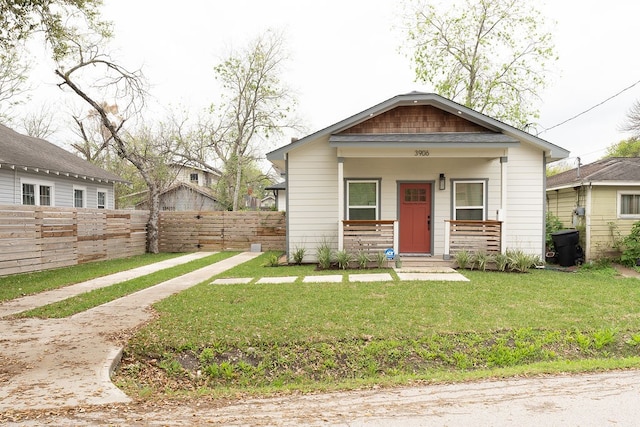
[
  {"left": 447, "top": 220, "right": 502, "bottom": 254},
  {"left": 342, "top": 220, "right": 395, "bottom": 256}
]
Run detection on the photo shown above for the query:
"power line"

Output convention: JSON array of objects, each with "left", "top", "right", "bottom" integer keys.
[{"left": 539, "top": 78, "right": 640, "bottom": 135}]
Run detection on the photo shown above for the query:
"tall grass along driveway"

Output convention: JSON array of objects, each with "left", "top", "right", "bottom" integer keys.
[{"left": 114, "top": 253, "right": 640, "bottom": 399}]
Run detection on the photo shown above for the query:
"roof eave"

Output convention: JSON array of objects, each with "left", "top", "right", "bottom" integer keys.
[{"left": 0, "top": 162, "right": 129, "bottom": 184}]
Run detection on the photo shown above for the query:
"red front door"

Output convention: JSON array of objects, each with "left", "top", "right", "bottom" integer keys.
[{"left": 399, "top": 182, "right": 432, "bottom": 253}]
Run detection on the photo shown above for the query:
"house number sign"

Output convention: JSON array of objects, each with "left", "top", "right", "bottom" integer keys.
[{"left": 414, "top": 150, "right": 430, "bottom": 157}]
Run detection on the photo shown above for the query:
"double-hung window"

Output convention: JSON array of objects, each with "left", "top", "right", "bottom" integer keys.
[
  {"left": 21, "top": 179, "right": 53, "bottom": 206},
  {"left": 73, "top": 186, "right": 86, "bottom": 208},
  {"left": 346, "top": 180, "right": 379, "bottom": 220},
  {"left": 453, "top": 180, "right": 486, "bottom": 220},
  {"left": 618, "top": 192, "right": 640, "bottom": 218},
  {"left": 97, "top": 190, "right": 107, "bottom": 209}
]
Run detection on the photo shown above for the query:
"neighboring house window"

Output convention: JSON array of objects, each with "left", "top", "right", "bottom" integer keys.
[
  {"left": 73, "top": 186, "right": 86, "bottom": 208},
  {"left": 346, "top": 179, "right": 379, "bottom": 220},
  {"left": 453, "top": 180, "right": 486, "bottom": 220},
  {"left": 22, "top": 183, "right": 35, "bottom": 205},
  {"left": 21, "top": 179, "right": 53, "bottom": 206},
  {"left": 97, "top": 190, "right": 107, "bottom": 209},
  {"left": 190, "top": 173, "right": 199, "bottom": 184},
  {"left": 618, "top": 192, "right": 640, "bottom": 218}
]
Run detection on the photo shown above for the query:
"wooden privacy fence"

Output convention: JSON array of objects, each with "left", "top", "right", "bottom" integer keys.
[
  {"left": 0, "top": 205, "right": 148, "bottom": 276},
  {"left": 158, "top": 210, "right": 286, "bottom": 252},
  {"left": 445, "top": 219, "right": 502, "bottom": 254}
]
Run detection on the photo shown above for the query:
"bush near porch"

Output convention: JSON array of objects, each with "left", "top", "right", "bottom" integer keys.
[{"left": 114, "top": 252, "right": 640, "bottom": 399}]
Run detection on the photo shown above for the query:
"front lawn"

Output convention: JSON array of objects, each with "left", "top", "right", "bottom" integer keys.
[{"left": 115, "top": 252, "right": 640, "bottom": 399}]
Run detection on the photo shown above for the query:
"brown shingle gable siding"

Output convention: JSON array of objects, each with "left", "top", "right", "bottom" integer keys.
[{"left": 340, "top": 106, "right": 492, "bottom": 134}]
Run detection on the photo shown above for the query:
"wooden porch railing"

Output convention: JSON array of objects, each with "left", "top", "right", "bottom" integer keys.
[
  {"left": 445, "top": 220, "right": 502, "bottom": 255},
  {"left": 342, "top": 220, "right": 395, "bottom": 256}
]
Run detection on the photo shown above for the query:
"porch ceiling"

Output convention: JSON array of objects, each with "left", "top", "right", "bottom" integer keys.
[{"left": 329, "top": 132, "right": 519, "bottom": 148}]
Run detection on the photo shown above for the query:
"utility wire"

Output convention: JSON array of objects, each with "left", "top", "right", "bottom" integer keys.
[{"left": 539, "top": 78, "right": 640, "bottom": 135}]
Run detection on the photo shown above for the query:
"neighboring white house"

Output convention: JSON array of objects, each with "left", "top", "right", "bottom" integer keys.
[
  {"left": 266, "top": 92, "right": 570, "bottom": 263},
  {"left": 0, "top": 123, "right": 126, "bottom": 209},
  {"left": 265, "top": 180, "right": 286, "bottom": 212}
]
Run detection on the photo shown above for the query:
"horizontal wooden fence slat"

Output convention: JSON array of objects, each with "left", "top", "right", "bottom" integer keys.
[
  {"left": 0, "top": 205, "right": 149, "bottom": 277},
  {"left": 158, "top": 210, "right": 286, "bottom": 253}
]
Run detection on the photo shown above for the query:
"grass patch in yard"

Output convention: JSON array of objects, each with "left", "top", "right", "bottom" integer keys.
[
  {"left": 16, "top": 252, "right": 238, "bottom": 319},
  {"left": 114, "top": 253, "right": 640, "bottom": 399},
  {"left": 0, "top": 252, "right": 183, "bottom": 302}
]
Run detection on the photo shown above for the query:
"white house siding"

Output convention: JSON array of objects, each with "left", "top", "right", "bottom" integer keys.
[
  {"left": 343, "top": 156, "right": 502, "bottom": 256},
  {"left": 287, "top": 137, "right": 339, "bottom": 261},
  {"left": 1, "top": 169, "right": 115, "bottom": 209},
  {"left": 0, "top": 169, "right": 14, "bottom": 205},
  {"left": 505, "top": 144, "right": 546, "bottom": 256}
]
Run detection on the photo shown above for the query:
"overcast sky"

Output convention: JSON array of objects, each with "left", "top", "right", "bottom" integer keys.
[{"left": 26, "top": 0, "right": 640, "bottom": 166}]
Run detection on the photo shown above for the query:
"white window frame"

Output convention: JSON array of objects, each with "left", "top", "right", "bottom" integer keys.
[
  {"left": 452, "top": 180, "right": 487, "bottom": 220},
  {"left": 97, "top": 188, "right": 108, "bottom": 209},
  {"left": 20, "top": 178, "right": 55, "bottom": 206},
  {"left": 189, "top": 172, "right": 199, "bottom": 184},
  {"left": 345, "top": 179, "right": 380, "bottom": 220},
  {"left": 73, "top": 185, "right": 86, "bottom": 208},
  {"left": 617, "top": 191, "right": 640, "bottom": 219}
]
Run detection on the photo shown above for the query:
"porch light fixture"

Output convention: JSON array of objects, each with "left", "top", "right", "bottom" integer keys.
[{"left": 439, "top": 173, "right": 446, "bottom": 190}]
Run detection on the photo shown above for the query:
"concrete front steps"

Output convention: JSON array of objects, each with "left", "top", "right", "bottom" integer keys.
[{"left": 395, "top": 255, "right": 457, "bottom": 271}]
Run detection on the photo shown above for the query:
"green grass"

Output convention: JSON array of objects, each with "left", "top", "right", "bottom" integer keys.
[
  {"left": 16, "top": 252, "right": 238, "bottom": 318},
  {"left": 0, "top": 252, "right": 184, "bottom": 302},
  {"left": 114, "top": 252, "right": 640, "bottom": 398}
]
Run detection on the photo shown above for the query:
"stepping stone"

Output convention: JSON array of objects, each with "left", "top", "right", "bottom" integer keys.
[
  {"left": 211, "top": 278, "right": 253, "bottom": 285},
  {"left": 302, "top": 275, "right": 343, "bottom": 283},
  {"left": 349, "top": 273, "right": 393, "bottom": 282},
  {"left": 256, "top": 276, "right": 297, "bottom": 284},
  {"left": 396, "top": 272, "right": 469, "bottom": 282}
]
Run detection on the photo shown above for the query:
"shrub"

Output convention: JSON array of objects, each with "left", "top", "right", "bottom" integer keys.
[
  {"left": 494, "top": 252, "right": 510, "bottom": 272},
  {"left": 472, "top": 251, "right": 492, "bottom": 272},
  {"left": 316, "top": 239, "right": 334, "bottom": 269},
  {"left": 375, "top": 251, "right": 387, "bottom": 268},
  {"left": 506, "top": 249, "right": 540, "bottom": 273},
  {"left": 263, "top": 253, "right": 280, "bottom": 267},
  {"left": 546, "top": 211, "right": 564, "bottom": 250},
  {"left": 356, "top": 250, "right": 370, "bottom": 269},
  {"left": 335, "top": 250, "right": 353, "bottom": 270},
  {"left": 292, "top": 247, "right": 306, "bottom": 265},
  {"left": 454, "top": 250, "right": 472, "bottom": 269},
  {"left": 620, "top": 221, "right": 640, "bottom": 267}
]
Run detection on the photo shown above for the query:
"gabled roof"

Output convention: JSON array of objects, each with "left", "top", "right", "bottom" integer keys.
[
  {"left": 0, "top": 123, "right": 126, "bottom": 183},
  {"left": 547, "top": 157, "right": 640, "bottom": 189},
  {"left": 267, "top": 92, "right": 569, "bottom": 162}
]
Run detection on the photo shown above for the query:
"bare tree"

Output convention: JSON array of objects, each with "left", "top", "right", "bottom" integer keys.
[
  {"left": 0, "top": 48, "right": 31, "bottom": 123},
  {"left": 22, "top": 104, "right": 58, "bottom": 139},
  {"left": 621, "top": 100, "right": 640, "bottom": 139},
  {"left": 53, "top": 37, "right": 173, "bottom": 252},
  {"left": 179, "top": 30, "right": 298, "bottom": 210}
]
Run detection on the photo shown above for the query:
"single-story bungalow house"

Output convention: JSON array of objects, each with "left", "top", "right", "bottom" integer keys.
[
  {"left": 0, "top": 123, "right": 126, "bottom": 208},
  {"left": 266, "top": 92, "right": 570, "bottom": 263},
  {"left": 547, "top": 157, "right": 640, "bottom": 260}
]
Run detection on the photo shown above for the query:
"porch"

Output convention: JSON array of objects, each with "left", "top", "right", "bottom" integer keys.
[{"left": 340, "top": 219, "right": 502, "bottom": 264}]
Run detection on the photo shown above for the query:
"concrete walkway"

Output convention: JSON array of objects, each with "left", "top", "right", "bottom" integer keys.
[
  {"left": 0, "top": 252, "right": 215, "bottom": 318},
  {"left": 212, "top": 267, "right": 469, "bottom": 285},
  {"left": 0, "top": 252, "right": 261, "bottom": 411}
]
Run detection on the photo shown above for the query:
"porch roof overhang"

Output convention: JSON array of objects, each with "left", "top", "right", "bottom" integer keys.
[{"left": 328, "top": 132, "right": 519, "bottom": 148}]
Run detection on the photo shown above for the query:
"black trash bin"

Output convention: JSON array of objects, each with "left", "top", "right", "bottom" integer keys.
[{"left": 551, "top": 229, "right": 579, "bottom": 267}]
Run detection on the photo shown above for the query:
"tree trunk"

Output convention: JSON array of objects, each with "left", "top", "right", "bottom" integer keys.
[{"left": 146, "top": 182, "right": 160, "bottom": 253}]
